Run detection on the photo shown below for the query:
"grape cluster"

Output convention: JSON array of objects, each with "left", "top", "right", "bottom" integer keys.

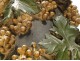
[
  {"left": 0, "top": 0, "right": 10, "bottom": 16},
  {"left": 34, "top": 0, "right": 57, "bottom": 21},
  {"left": 0, "top": 26, "right": 15, "bottom": 55},
  {"left": 9, "top": 13, "right": 32, "bottom": 35},
  {"left": 12, "top": 42, "right": 45, "bottom": 60},
  {"left": 64, "top": 4, "right": 80, "bottom": 26}
]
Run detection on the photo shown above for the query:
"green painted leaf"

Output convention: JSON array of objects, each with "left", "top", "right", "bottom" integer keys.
[
  {"left": 56, "top": 47, "right": 69, "bottom": 60},
  {"left": 20, "top": 0, "right": 40, "bottom": 14},
  {"left": 39, "top": 15, "right": 80, "bottom": 60},
  {"left": 2, "top": 4, "right": 13, "bottom": 25},
  {"left": 2, "top": 0, "right": 40, "bottom": 24},
  {"left": 14, "top": 0, "right": 40, "bottom": 14},
  {"left": 76, "top": 51, "right": 80, "bottom": 60},
  {"left": 39, "top": 34, "right": 62, "bottom": 54}
]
